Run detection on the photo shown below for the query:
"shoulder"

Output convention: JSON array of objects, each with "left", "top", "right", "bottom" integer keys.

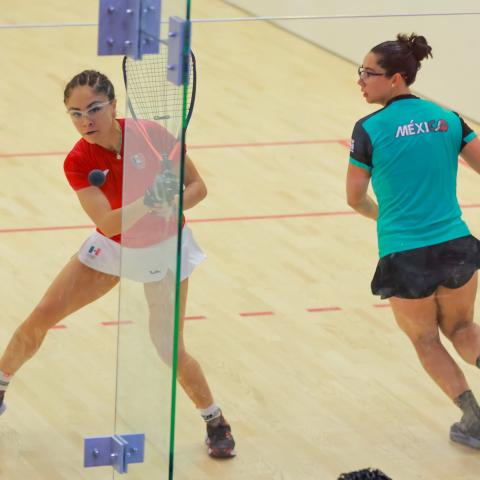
[
  {"left": 351, "top": 109, "right": 383, "bottom": 141},
  {"left": 351, "top": 106, "right": 391, "bottom": 141},
  {"left": 124, "top": 118, "right": 171, "bottom": 140},
  {"left": 63, "top": 139, "right": 96, "bottom": 191},
  {"left": 124, "top": 118, "right": 161, "bottom": 132},
  {"left": 64, "top": 138, "right": 89, "bottom": 168},
  {"left": 125, "top": 118, "right": 177, "bottom": 152},
  {"left": 422, "top": 101, "right": 473, "bottom": 132},
  {"left": 354, "top": 107, "right": 386, "bottom": 128},
  {"left": 415, "top": 98, "right": 460, "bottom": 119}
]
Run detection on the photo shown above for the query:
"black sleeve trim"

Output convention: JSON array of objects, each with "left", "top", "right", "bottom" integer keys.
[
  {"left": 453, "top": 111, "right": 476, "bottom": 150},
  {"left": 349, "top": 121, "right": 373, "bottom": 168}
]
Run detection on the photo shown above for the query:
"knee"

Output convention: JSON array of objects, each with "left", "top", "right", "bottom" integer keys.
[
  {"left": 149, "top": 334, "right": 185, "bottom": 368},
  {"left": 149, "top": 335, "right": 173, "bottom": 366},
  {"left": 443, "top": 321, "right": 472, "bottom": 344},
  {"left": 15, "top": 300, "right": 66, "bottom": 353},
  {"left": 13, "top": 319, "right": 48, "bottom": 357},
  {"left": 158, "top": 345, "right": 189, "bottom": 372}
]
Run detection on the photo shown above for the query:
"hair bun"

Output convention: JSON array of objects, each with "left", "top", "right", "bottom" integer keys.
[{"left": 397, "top": 33, "right": 433, "bottom": 62}]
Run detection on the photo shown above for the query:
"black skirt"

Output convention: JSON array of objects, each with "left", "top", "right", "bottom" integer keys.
[{"left": 371, "top": 235, "right": 480, "bottom": 299}]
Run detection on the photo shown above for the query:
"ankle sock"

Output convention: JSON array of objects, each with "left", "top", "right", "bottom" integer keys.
[
  {"left": 454, "top": 390, "right": 480, "bottom": 420},
  {"left": 200, "top": 404, "right": 221, "bottom": 422},
  {"left": 0, "top": 371, "right": 11, "bottom": 391},
  {"left": 0, "top": 371, "right": 12, "bottom": 404}
]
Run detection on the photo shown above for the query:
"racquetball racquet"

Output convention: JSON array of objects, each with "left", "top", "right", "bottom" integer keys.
[{"left": 121, "top": 42, "right": 197, "bottom": 207}]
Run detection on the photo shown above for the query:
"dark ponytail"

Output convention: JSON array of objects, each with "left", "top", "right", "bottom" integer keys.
[{"left": 371, "top": 33, "right": 433, "bottom": 85}]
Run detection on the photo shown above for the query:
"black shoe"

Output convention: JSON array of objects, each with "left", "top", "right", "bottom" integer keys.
[
  {"left": 451, "top": 390, "right": 480, "bottom": 449},
  {"left": 338, "top": 468, "right": 392, "bottom": 479},
  {"left": 205, "top": 415, "right": 236, "bottom": 458},
  {"left": 450, "top": 417, "right": 480, "bottom": 449},
  {"left": 0, "top": 391, "right": 6, "bottom": 415}
]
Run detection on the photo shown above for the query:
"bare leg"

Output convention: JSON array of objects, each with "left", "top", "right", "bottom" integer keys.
[
  {"left": 437, "top": 273, "right": 480, "bottom": 365},
  {"left": 145, "top": 273, "right": 235, "bottom": 458},
  {"left": 389, "top": 294, "right": 469, "bottom": 400},
  {"left": 0, "top": 257, "right": 119, "bottom": 375},
  {"left": 144, "top": 275, "right": 214, "bottom": 409}
]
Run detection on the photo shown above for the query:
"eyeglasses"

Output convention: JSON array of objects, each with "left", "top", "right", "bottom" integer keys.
[
  {"left": 357, "top": 66, "right": 387, "bottom": 81},
  {"left": 67, "top": 100, "right": 112, "bottom": 121}
]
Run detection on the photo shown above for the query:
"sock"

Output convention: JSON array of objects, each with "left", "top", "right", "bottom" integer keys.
[
  {"left": 0, "top": 371, "right": 12, "bottom": 404},
  {"left": 199, "top": 403, "right": 221, "bottom": 423},
  {"left": 454, "top": 390, "right": 480, "bottom": 421}
]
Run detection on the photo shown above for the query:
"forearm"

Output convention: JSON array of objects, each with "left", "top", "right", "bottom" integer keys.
[
  {"left": 96, "top": 197, "right": 149, "bottom": 237},
  {"left": 349, "top": 195, "right": 378, "bottom": 220}
]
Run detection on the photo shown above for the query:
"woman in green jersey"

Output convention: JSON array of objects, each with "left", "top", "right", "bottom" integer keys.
[{"left": 347, "top": 33, "right": 480, "bottom": 449}]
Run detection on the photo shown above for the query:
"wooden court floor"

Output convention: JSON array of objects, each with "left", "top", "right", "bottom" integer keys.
[{"left": 1, "top": 1, "right": 480, "bottom": 478}]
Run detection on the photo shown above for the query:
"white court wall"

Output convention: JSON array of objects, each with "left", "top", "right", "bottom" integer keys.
[{"left": 224, "top": 0, "right": 480, "bottom": 122}]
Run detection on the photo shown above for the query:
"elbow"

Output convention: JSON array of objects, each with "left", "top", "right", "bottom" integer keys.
[
  {"left": 183, "top": 180, "right": 207, "bottom": 210},
  {"left": 346, "top": 186, "right": 367, "bottom": 209},
  {"left": 346, "top": 195, "right": 360, "bottom": 209},
  {"left": 97, "top": 225, "right": 119, "bottom": 238},
  {"left": 95, "top": 218, "right": 120, "bottom": 238},
  {"left": 195, "top": 180, "right": 207, "bottom": 201},
  {"left": 200, "top": 183, "right": 207, "bottom": 201}
]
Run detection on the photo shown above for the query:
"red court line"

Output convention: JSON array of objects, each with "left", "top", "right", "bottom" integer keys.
[
  {"left": 50, "top": 324, "right": 67, "bottom": 330},
  {"left": 0, "top": 211, "right": 356, "bottom": 234},
  {"left": 240, "top": 311, "right": 274, "bottom": 317},
  {"left": 185, "top": 315, "right": 207, "bottom": 321},
  {"left": 306, "top": 307, "right": 342, "bottom": 313},
  {"left": 373, "top": 304, "right": 391, "bottom": 308},
  {"left": 3, "top": 203, "right": 480, "bottom": 234},
  {"left": 0, "top": 224, "right": 94, "bottom": 234},
  {"left": 337, "top": 139, "right": 351, "bottom": 148},
  {"left": 461, "top": 204, "right": 480, "bottom": 209},
  {"left": 0, "top": 143, "right": 474, "bottom": 174},
  {"left": 0, "top": 151, "right": 68, "bottom": 159},
  {"left": 189, "top": 210, "right": 356, "bottom": 223},
  {"left": 188, "top": 139, "right": 349, "bottom": 150},
  {"left": 101, "top": 320, "right": 134, "bottom": 326},
  {"left": 0, "top": 139, "right": 349, "bottom": 159}
]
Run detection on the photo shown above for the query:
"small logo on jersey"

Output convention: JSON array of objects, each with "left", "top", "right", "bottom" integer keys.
[
  {"left": 395, "top": 119, "right": 449, "bottom": 138},
  {"left": 88, "top": 246, "right": 102, "bottom": 257},
  {"left": 350, "top": 139, "right": 355, "bottom": 153},
  {"left": 131, "top": 153, "right": 146, "bottom": 169}
]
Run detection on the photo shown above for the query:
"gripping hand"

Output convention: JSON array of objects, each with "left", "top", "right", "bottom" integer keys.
[{"left": 144, "top": 169, "right": 180, "bottom": 208}]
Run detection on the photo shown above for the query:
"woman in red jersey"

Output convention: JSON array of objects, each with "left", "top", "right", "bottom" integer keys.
[{"left": 0, "top": 70, "right": 235, "bottom": 459}]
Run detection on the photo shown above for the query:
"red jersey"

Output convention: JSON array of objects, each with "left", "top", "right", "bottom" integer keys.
[{"left": 64, "top": 118, "right": 185, "bottom": 247}]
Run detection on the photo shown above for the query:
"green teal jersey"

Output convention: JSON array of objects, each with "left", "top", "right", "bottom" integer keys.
[{"left": 349, "top": 94, "right": 477, "bottom": 257}]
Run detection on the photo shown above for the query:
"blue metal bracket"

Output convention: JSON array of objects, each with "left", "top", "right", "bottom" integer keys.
[
  {"left": 98, "top": 0, "right": 161, "bottom": 59},
  {"left": 84, "top": 433, "right": 145, "bottom": 474},
  {"left": 167, "top": 16, "right": 191, "bottom": 86}
]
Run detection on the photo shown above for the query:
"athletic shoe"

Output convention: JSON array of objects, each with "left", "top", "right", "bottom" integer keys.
[
  {"left": 0, "top": 392, "right": 6, "bottom": 416},
  {"left": 337, "top": 468, "right": 392, "bottom": 479},
  {"left": 450, "top": 417, "right": 480, "bottom": 449},
  {"left": 205, "top": 414, "right": 236, "bottom": 458}
]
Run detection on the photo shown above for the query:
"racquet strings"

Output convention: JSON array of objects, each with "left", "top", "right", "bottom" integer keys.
[{"left": 123, "top": 43, "right": 194, "bottom": 131}]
